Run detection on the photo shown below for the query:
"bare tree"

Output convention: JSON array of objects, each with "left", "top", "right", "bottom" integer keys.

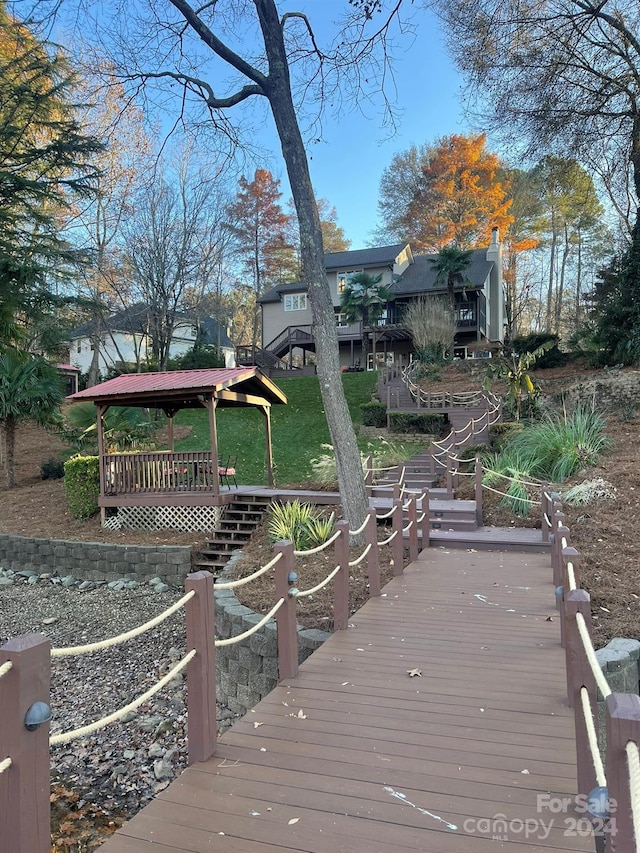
[
  {"left": 42, "top": 0, "right": 411, "bottom": 533},
  {"left": 436, "top": 0, "right": 640, "bottom": 248},
  {"left": 124, "top": 149, "right": 229, "bottom": 369}
]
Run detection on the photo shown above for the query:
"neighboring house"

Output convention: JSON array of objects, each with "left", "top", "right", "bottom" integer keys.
[
  {"left": 69, "top": 304, "right": 236, "bottom": 376},
  {"left": 253, "top": 230, "right": 504, "bottom": 371}
]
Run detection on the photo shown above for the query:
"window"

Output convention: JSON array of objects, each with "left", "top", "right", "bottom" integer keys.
[
  {"left": 458, "top": 307, "right": 475, "bottom": 322},
  {"left": 283, "top": 293, "right": 307, "bottom": 311},
  {"left": 335, "top": 313, "right": 348, "bottom": 327},
  {"left": 337, "top": 270, "right": 363, "bottom": 293},
  {"left": 76, "top": 342, "right": 81, "bottom": 353}
]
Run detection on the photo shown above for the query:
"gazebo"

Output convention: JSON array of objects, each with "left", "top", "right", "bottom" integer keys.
[{"left": 67, "top": 368, "right": 287, "bottom": 516}]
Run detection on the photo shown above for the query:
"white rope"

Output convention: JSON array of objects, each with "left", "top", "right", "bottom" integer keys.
[
  {"left": 402, "top": 521, "right": 414, "bottom": 534},
  {"left": 295, "top": 566, "right": 341, "bottom": 598},
  {"left": 625, "top": 740, "right": 640, "bottom": 852},
  {"left": 0, "top": 757, "right": 11, "bottom": 775},
  {"left": 575, "top": 613, "right": 612, "bottom": 698},
  {"left": 483, "top": 468, "right": 544, "bottom": 487},
  {"left": 378, "top": 529, "right": 398, "bottom": 546},
  {"left": 579, "top": 687, "right": 607, "bottom": 787},
  {"left": 294, "top": 529, "right": 341, "bottom": 557},
  {"left": 50, "top": 650, "right": 196, "bottom": 745},
  {"left": 0, "top": 661, "right": 13, "bottom": 680},
  {"left": 481, "top": 482, "right": 541, "bottom": 505},
  {"left": 214, "top": 553, "right": 282, "bottom": 590},
  {"left": 51, "top": 590, "right": 196, "bottom": 657},
  {"left": 215, "top": 598, "right": 285, "bottom": 645},
  {"left": 401, "top": 485, "right": 426, "bottom": 495},
  {"left": 566, "top": 561, "right": 577, "bottom": 591},
  {"left": 416, "top": 512, "right": 426, "bottom": 523},
  {"left": 349, "top": 515, "right": 370, "bottom": 536},
  {"left": 376, "top": 505, "right": 397, "bottom": 520},
  {"left": 543, "top": 512, "right": 552, "bottom": 527},
  {"left": 349, "top": 543, "right": 372, "bottom": 567}
]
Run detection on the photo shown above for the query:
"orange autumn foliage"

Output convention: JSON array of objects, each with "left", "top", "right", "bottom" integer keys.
[{"left": 403, "top": 133, "right": 514, "bottom": 252}]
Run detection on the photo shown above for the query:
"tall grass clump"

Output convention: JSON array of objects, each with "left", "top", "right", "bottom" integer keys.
[
  {"left": 482, "top": 446, "right": 539, "bottom": 516},
  {"left": 508, "top": 406, "right": 611, "bottom": 482}
]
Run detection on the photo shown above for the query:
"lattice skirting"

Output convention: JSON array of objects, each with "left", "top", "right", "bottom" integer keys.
[{"left": 103, "top": 505, "right": 222, "bottom": 533}]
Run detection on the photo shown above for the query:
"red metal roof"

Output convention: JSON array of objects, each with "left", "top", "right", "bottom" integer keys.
[{"left": 67, "top": 367, "right": 287, "bottom": 406}]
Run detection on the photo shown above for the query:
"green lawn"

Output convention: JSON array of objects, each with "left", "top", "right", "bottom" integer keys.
[{"left": 174, "top": 372, "right": 379, "bottom": 485}]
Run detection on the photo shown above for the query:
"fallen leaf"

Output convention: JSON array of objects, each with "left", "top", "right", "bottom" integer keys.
[
  {"left": 521, "top": 769, "right": 530, "bottom": 774},
  {"left": 253, "top": 721, "right": 264, "bottom": 729},
  {"left": 296, "top": 709, "right": 307, "bottom": 719},
  {"left": 407, "top": 668, "right": 422, "bottom": 678},
  {"left": 341, "top": 681, "right": 350, "bottom": 686},
  {"left": 260, "top": 747, "right": 267, "bottom": 752},
  {"left": 545, "top": 615, "right": 553, "bottom": 622},
  {"left": 288, "top": 818, "right": 300, "bottom": 825},
  {"left": 600, "top": 606, "right": 610, "bottom": 613}
]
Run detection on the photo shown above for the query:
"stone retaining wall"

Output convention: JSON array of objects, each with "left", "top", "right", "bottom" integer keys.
[
  {"left": 214, "top": 553, "right": 330, "bottom": 715},
  {"left": 0, "top": 532, "right": 192, "bottom": 584}
]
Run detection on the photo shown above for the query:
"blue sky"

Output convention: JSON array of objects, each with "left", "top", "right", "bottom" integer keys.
[{"left": 296, "top": 8, "right": 472, "bottom": 248}]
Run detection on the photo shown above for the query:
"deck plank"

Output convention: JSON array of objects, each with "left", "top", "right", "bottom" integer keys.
[{"left": 99, "top": 548, "right": 593, "bottom": 852}]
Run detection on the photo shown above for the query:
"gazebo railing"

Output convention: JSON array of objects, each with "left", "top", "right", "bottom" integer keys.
[{"left": 103, "top": 451, "right": 217, "bottom": 495}]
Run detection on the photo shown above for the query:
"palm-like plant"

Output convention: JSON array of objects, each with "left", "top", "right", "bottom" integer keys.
[
  {"left": 428, "top": 245, "right": 473, "bottom": 311},
  {"left": 484, "top": 341, "right": 553, "bottom": 420},
  {"left": 339, "top": 271, "right": 393, "bottom": 368},
  {"left": 0, "top": 351, "right": 63, "bottom": 487}
]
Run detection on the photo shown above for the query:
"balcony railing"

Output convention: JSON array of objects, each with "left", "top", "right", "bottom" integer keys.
[{"left": 103, "top": 451, "right": 217, "bottom": 496}]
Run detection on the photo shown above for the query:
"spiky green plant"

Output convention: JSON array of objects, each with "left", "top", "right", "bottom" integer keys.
[
  {"left": 268, "top": 500, "right": 334, "bottom": 550},
  {"left": 481, "top": 446, "right": 537, "bottom": 516}
]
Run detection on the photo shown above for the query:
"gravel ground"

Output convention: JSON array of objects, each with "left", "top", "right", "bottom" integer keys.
[{"left": 0, "top": 572, "right": 240, "bottom": 847}]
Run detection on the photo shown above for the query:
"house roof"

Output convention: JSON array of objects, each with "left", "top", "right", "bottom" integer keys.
[
  {"left": 391, "top": 249, "right": 494, "bottom": 297},
  {"left": 323, "top": 244, "right": 408, "bottom": 271},
  {"left": 66, "top": 367, "right": 287, "bottom": 410},
  {"left": 69, "top": 303, "right": 233, "bottom": 350}
]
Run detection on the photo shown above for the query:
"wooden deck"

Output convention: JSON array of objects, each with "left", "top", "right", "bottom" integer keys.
[{"left": 100, "top": 547, "right": 592, "bottom": 853}]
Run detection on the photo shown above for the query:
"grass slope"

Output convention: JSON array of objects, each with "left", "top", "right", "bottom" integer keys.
[{"left": 174, "top": 372, "right": 379, "bottom": 485}]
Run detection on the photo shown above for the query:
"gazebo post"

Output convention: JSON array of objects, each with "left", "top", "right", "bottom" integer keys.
[
  {"left": 262, "top": 405, "right": 274, "bottom": 488},
  {"left": 167, "top": 417, "right": 174, "bottom": 453},
  {"left": 206, "top": 396, "right": 220, "bottom": 498},
  {"left": 96, "top": 404, "right": 108, "bottom": 525}
]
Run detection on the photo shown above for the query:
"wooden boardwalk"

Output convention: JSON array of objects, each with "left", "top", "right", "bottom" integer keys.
[{"left": 100, "top": 547, "right": 593, "bottom": 853}]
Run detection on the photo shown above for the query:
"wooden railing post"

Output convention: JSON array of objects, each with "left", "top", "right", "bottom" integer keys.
[
  {"left": 606, "top": 692, "right": 640, "bottom": 852},
  {"left": 185, "top": 571, "right": 217, "bottom": 764},
  {"left": 365, "top": 509, "right": 381, "bottom": 597},
  {"left": 474, "top": 456, "right": 483, "bottom": 526},
  {"left": 392, "top": 498, "right": 404, "bottom": 577},
  {"left": 446, "top": 451, "right": 453, "bottom": 498},
  {"left": 0, "top": 633, "right": 51, "bottom": 853},
  {"left": 274, "top": 540, "right": 298, "bottom": 680},
  {"left": 333, "top": 521, "right": 350, "bottom": 631},
  {"left": 564, "top": 589, "right": 598, "bottom": 799},
  {"left": 407, "top": 496, "right": 418, "bottom": 562},
  {"left": 420, "top": 489, "right": 430, "bottom": 551},
  {"left": 541, "top": 486, "right": 552, "bottom": 542}
]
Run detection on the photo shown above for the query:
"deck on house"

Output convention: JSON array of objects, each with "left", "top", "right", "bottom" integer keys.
[{"left": 100, "top": 545, "right": 592, "bottom": 853}]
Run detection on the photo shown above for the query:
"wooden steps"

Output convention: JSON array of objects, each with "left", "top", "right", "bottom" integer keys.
[{"left": 193, "top": 497, "right": 271, "bottom": 573}]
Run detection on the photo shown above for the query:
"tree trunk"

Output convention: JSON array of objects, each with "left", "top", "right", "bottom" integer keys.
[
  {"left": 257, "top": 0, "right": 369, "bottom": 536},
  {"left": 3, "top": 416, "right": 16, "bottom": 488},
  {"left": 545, "top": 226, "right": 557, "bottom": 332},
  {"left": 554, "top": 222, "right": 570, "bottom": 334}
]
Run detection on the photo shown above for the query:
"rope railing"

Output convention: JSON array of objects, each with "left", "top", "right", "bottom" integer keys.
[
  {"left": 625, "top": 741, "right": 640, "bottom": 853},
  {"left": 214, "top": 552, "right": 282, "bottom": 590},
  {"left": 480, "top": 482, "right": 541, "bottom": 505},
  {"left": 402, "top": 520, "right": 413, "bottom": 534},
  {"left": 51, "top": 590, "right": 196, "bottom": 658},
  {"left": 215, "top": 599, "right": 285, "bottom": 645},
  {"left": 348, "top": 515, "right": 371, "bottom": 537},
  {"left": 349, "top": 543, "right": 372, "bottom": 568},
  {"left": 294, "top": 566, "right": 341, "bottom": 599},
  {"left": 376, "top": 505, "right": 397, "bottom": 520},
  {"left": 579, "top": 686, "right": 607, "bottom": 788},
  {"left": 483, "top": 468, "right": 545, "bottom": 487},
  {"left": 0, "top": 756, "right": 12, "bottom": 775},
  {"left": 293, "top": 528, "right": 341, "bottom": 557},
  {"left": 378, "top": 529, "right": 398, "bottom": 546},
  {"left": 575, "top": 613, "right": 612, "bottom": 699},
  {"left": 50, "top": 649, "right": 197, "bottom": 745},
  {"left": 0, "top": 661, "right": 13, "bottom": 680}
]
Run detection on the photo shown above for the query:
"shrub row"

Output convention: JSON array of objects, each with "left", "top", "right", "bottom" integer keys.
[{"left": 64, "top": 456, "right": 100, "bottom": 519}]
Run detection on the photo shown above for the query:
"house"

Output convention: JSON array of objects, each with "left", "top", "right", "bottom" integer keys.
[
  {"left": 68, "top": 304, "right": 236, "bottom": 377},
  {"left": 252, "top": 230, "right": 504, "bottom": 370}
]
